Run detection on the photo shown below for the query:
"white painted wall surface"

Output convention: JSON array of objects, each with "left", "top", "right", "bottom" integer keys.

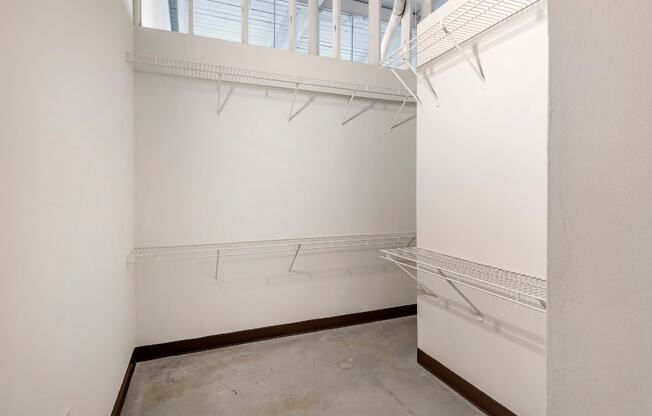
[
  {"left": 547, "top": 1, "right": 652, "bottom": 415},
  {"left": 0, "top": 1, "right": 135, "bottom": 416},
  {"left": 416, "top": 4, "right": 548, "bottom": 415},
  {"left": 134, "top": 29, "right": 417, "bottom": 346}
]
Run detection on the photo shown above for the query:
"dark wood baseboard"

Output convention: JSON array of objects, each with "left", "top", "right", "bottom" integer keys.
[
  {"left": 133, "top": 304, "right": 416, "bottom": 362},
  {"left": 110, "top": 352, "right": 136, "bottom": 416},
  {"left": 417, "top": 348, "right": 517, "bottom": 416}
]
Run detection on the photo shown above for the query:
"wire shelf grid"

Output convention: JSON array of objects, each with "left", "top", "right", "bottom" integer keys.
[
  {"left": 130, "top": 232, "right": 416, "bottom": 263},
  {"left": 380, "top": 247, "right": 546, "bottom": 312},
  {"left": 128, "top": 53, "right": 413, "bottom": 102},
  {"left": 381, "top": 0, "right": 542, "bottom": 69}
]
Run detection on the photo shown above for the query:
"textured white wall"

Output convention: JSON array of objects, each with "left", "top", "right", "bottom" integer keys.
[
  {"left": 134, "top": 29, "right": 417, "bottom": 346},
  {"left": 0, "top": 2, "right": 135, "bottom": 416},
  {"left": 416, "top": 3, "right": 548, "bottom": 415},
  {"left": 547, "top": 1, "right": 652, "bottom": 415}
]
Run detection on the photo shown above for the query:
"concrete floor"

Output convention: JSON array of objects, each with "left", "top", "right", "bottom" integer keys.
[{"left": 123, "top": 316, "right": 483, "bottom": 416}]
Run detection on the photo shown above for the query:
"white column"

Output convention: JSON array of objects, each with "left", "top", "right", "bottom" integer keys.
[
  {"left": 368, "top": 0, "right": 381, "bottom": 64},
  {"left": 242, "top": 0, "right": 249, "bottom": 43},
  {"left": 332, "top": 0, "right": 341, "bottom": 58},
  {"left": 289, "top": 0, "right": 297, "bottom": 50},
  {"left": 400, "top": 0, "right": 412, "bottom": 68},
  {"left": 421, "top": 0, "right": 432, "bottom": 19},
  {"left": 308, "top": 0, "right": 320, "bottom": 55}
]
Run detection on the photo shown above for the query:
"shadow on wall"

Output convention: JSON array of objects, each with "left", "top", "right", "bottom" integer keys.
[{"left": 419, "top": 293, "right": 546, "bottom": 356}]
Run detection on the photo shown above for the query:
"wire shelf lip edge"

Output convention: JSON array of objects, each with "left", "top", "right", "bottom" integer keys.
[
  {"left": 380, "top": 247, "right": 547, "bottom": 312},
  {"left": 129, "top": 232, "right": 416, "bottom": 263},
  {"left": 380, "top": 0, "right": 544, "bottom": 69},
  {"left": 127, "top": 53, "right": 415, "bottom": 103}
]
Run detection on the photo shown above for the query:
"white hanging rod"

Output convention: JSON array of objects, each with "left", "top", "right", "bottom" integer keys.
[
  {"left": 129, "top": 232, "right": 416, "bottom": 264},
  {"left": 381, "top": 0, "right": 543, "bottom": 70},
  {"left": 380, "top": 247, "right": 546, "bottom": 313},
  {"left": 127, "top": 53, "right": 414, "bottom": 103}
]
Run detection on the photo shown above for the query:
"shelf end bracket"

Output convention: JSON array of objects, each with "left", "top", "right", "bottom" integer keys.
[{"left": 389, "top": 68, "right": 422, "bottom": 105}]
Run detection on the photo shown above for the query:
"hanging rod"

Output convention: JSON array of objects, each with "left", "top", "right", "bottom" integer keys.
[
  {"left": 129, "top": 232, "right": 416, "bottom": 264},
  {"left": 380, "top": 247, "right": 546, "bottom": 313},
  {"left": 127, "top": 53, "right": 414, "bottom": 103},
  {"left": 381, "top": 0, "right": 543, "bottom": 70}
]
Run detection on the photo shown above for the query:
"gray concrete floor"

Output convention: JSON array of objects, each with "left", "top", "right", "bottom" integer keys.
[{"left": 123, "top": 316, "right": 483, "bottom": 416}]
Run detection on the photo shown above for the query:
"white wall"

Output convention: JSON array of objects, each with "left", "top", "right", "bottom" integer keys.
[
  {"left": 134, "top": 29, "right": 417, "bottom": 346},
  {"left": 0, "top": 1, "right": 135, "bottom": 416},
  {"left": 416, "top": 3, "right": 548, "bottom": 415},
  {"left": 547, "top": 1, "right": 652, "bottom": 415}
]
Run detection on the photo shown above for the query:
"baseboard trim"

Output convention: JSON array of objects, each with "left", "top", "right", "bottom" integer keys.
[
  {"left": 112, "top": 304, "right": 416, "bottom": 414},
  {"left": 417, "top": 348, "right": 517, "bottom": 416},
  {"left": 133, "top": 304, "right": 417, "bottom": 363},
  {"left": 110, "top": 352, "right": 135, "bottom": 416}
]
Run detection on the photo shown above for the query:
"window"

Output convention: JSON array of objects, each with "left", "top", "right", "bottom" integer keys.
[
  {"left": 249, "top": 0, "right": 291, "bottom": 48},
  {"left": 142, "top": 0, "right": 189, "bottom": 32},
  {"left": 193, "top": 0, "right": 242, "bottom": 42},
  {"left": 319, "top": 6, "right": 333, "bottom": 58}
]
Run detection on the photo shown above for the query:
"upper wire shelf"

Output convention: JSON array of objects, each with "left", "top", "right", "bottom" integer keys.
[
  {"left": 130, "top": 232, "right": 416, "bottom": 264},
  {"left": 381, "top": 0, "right": 543, "bottom": 69},
  {"left": 128, "top": 53, "right": 413, "bottom": 102},
  {"left": 380, "top": 247, "right": 546, "bottom": 313}
]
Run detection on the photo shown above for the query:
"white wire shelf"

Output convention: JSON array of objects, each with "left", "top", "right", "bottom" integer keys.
[
  {"left": 128, "top": 53, "right": 413, "bottom": 103},
  {"left": 381, "top": 0, "right": 543, "bottom": 69},
  {"left": 380, "top": 247, "right": 546, "bottom": 313},
  {"left": 130, "top": 232, "right": 416, "bottom": 264}
]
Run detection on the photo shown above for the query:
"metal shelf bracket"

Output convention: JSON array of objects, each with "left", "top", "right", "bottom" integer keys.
[
  {"left": 402, "top": 57, "right": 439, "bottom": 104},
  {"left": 437, "top": 269, "right": 484, "bottom": 321},
  {"left": 389, "top": 68, "right": 422, "bottom": 105},
  {"left": 389, "top": 97, "right": 409, "bottom": 130},
  {"left": 440, "top": 22, "right": 485, "bottom": 83},
  {"left": 341, "top": 88, "right": 358, "bottom": 125},
  {"left": 289, "top": 244, "right": 302, "bottom": 272},
  {"left": 393, "top": 261, "right": 439, "bottom": 299},
  {"left": 288, "top": 82, "right": 300, "bottom": 121}
]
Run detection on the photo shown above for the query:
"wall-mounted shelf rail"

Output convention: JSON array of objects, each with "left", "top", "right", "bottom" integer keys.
[
  {"left": 381, "top": 0, "right": 543, "bottom": 70},
  {"left": 129, "top": 232, "right": 416, "bottom": 264},
  {"left": 380, "top": 247, "right": 546, "bottom": 313},
  {"left": 128, "top": 53, "right": 413, "bottom": 103}
]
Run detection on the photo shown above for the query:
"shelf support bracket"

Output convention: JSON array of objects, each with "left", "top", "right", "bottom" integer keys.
[
  {"left": 435, "top": 268, "right": 483, "bottom": 321},
  {"left": 440, "top": 21, "right": 485, "bottom": 82},
  {"left": 406, "top": 236, "right": 415, "bottom": 247},
  {"left": 288, "top": 83, "right": 299, "bottom": 121},
  {"left": 389, "top": 97, "right": 409, "bottom": 130},
  {"left": 389, "top": 68, "right": 422, "bottom": 105},
  {"left": 214, "top": 250, "right": 220, "bottom": 280},
  {"left": 402, "top": 58, "right": 439, "bottom": 103},
  {"left": 392, "top": 259, "right": 438, "bottom": 298},
  {"left": 289, "top": 244, "right": 302, "bottom": 272},
  {"left": 341, "top": 88, "right": 358, "bottom": 125}
]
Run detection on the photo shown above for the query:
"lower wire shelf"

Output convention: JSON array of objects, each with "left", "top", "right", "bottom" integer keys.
[{"left": 380, "top": 247, "right": 546, "bottom": 313}]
